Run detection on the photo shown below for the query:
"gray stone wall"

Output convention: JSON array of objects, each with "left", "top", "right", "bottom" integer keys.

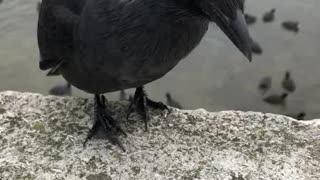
[{"left": 0, "top": 91, "right": 319, "bottom": 180}]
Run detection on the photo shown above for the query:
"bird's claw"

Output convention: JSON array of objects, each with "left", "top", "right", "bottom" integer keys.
[
  {"left": 126, "top": 87, "right": 169, "bottom": 131},
  {"left": 84, "top": 95, "right": 126, "bottom": 152},
  {"left": 146, "top": 99, "right": 170, "bottom": 111}
]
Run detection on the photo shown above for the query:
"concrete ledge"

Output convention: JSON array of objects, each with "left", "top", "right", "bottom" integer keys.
[{"left": 0, "top": 91, "right": 319, "bottom": 180}]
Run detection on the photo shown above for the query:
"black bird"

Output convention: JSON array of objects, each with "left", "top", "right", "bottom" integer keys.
[
  {"left": 286, "top": 112, "right": 306, "bottom": 120},
  {"left": 263, "top": 8, "right": 276, "bottom": 23},
  {"left": 251, "top": 39, "right": 263, "bottom": 55},
  {"left": 165, "top": 92, "right": 183, "bottom": 109},
  {"left": 245, "top": 13, "right": 257, "bottom": 25},
  {"left": 282, "top": 21, "right": 299, "bottom": 33},
  {"left": 49, "top": 82, "right": 72, "bottom": 96},
  {"left": 258, "top": 76, "right": 271, "bottom": 93},
  {"left": 263, "top": 93, "right": 288, "bottom": 105},
  {"left": 38, "top": 0, "right": 252, "bottom": 150},
  {"left": 282, "top": 71, "right": 296, "bottom": 93}
]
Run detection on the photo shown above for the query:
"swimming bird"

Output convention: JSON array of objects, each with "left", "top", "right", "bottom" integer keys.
[
  {"left": 49, "top": 82, "right": 72, "bottom": 96},
  {"left": 165, "top": 92, "right": 183, "bottom": 109},
  {"left": 263, "top": 93, "right": 288, "bottom": 105},
  {"left": 282, "top": 21, "right": 299, "bottom": 33},
  {"left": 258, "top": 76, "right": 271, "bottom": 93},
  {"left": 263, "top": 8, "right": 276, "bottom": 23},
  {"left": 296, "top": 112, "right": 306, "bottom": 120},
  {"left": 286, "top": 112, "right": 306, "bottom": 120},
  {"left": 245, "top": 13, "right": 257, "bottom": 25},
  {"left": 282, "top": 71, "right": 296, "bottom": 93},
  {"left": 38, "top": 0, "right": 252, "bottom": 150},
  {"left": 251, "top": 39, "right": 263, "bottom": 55}
]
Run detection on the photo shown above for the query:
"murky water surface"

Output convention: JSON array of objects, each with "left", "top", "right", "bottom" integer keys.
[{"left": 0, "top": 0, "right": 320, "bottom": 119}]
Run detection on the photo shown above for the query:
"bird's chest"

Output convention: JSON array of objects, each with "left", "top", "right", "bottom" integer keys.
[
  {"left": 74, "top": 2, "right": 209, "bottom": 89},
  {"left": 117, "top": 17, "right": 209, "bottom": 82}
]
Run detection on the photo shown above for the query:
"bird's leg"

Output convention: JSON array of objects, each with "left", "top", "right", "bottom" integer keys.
[
  {"left": 84, "top": 94, "right": 127, "bottom": 151},
  {"left": 127, "top": 87, "right": 169, "bottom": 131}
]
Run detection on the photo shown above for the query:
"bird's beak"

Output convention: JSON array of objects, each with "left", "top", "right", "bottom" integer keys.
[{"left": 215, "top": 9, "right": 252, "bottom": 61}]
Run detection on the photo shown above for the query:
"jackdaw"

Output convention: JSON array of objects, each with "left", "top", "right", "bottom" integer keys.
[{"left": 38, "top": 0, "right": 252, "bottom": 150}]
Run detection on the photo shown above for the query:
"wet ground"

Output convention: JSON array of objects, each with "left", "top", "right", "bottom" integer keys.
[{"left": 0, "top": 0, "right": 320, "bottom": 119}]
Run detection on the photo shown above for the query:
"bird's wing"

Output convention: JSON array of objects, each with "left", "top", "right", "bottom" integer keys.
[{"left": 37, "top": 0, "right": 86, "bottom": 74}]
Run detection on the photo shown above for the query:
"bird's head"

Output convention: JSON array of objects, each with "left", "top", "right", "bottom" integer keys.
[{"left": 194, "top": 0, "right": 252, "bottom": 61}]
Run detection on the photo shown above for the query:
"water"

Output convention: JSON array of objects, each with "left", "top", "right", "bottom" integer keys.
[{"left": 0, "top": 0, "right": 320, "bottom": 119}]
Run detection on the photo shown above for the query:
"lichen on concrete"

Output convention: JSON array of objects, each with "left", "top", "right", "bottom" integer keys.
[{"left": 0, "top": 91, "right": 319, "bottom": 180}]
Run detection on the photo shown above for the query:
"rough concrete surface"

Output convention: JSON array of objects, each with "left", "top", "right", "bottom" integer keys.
[{"left": 0, "top": 91, "right": 319, "bottom": 180}]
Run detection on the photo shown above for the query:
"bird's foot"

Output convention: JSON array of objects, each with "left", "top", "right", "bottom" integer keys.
[
  {"left": 127, "top": 87, "right": 169, "bottom": 131},
  {"left": 84, "top": 94, "right": 127, "bottom": 151}
]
